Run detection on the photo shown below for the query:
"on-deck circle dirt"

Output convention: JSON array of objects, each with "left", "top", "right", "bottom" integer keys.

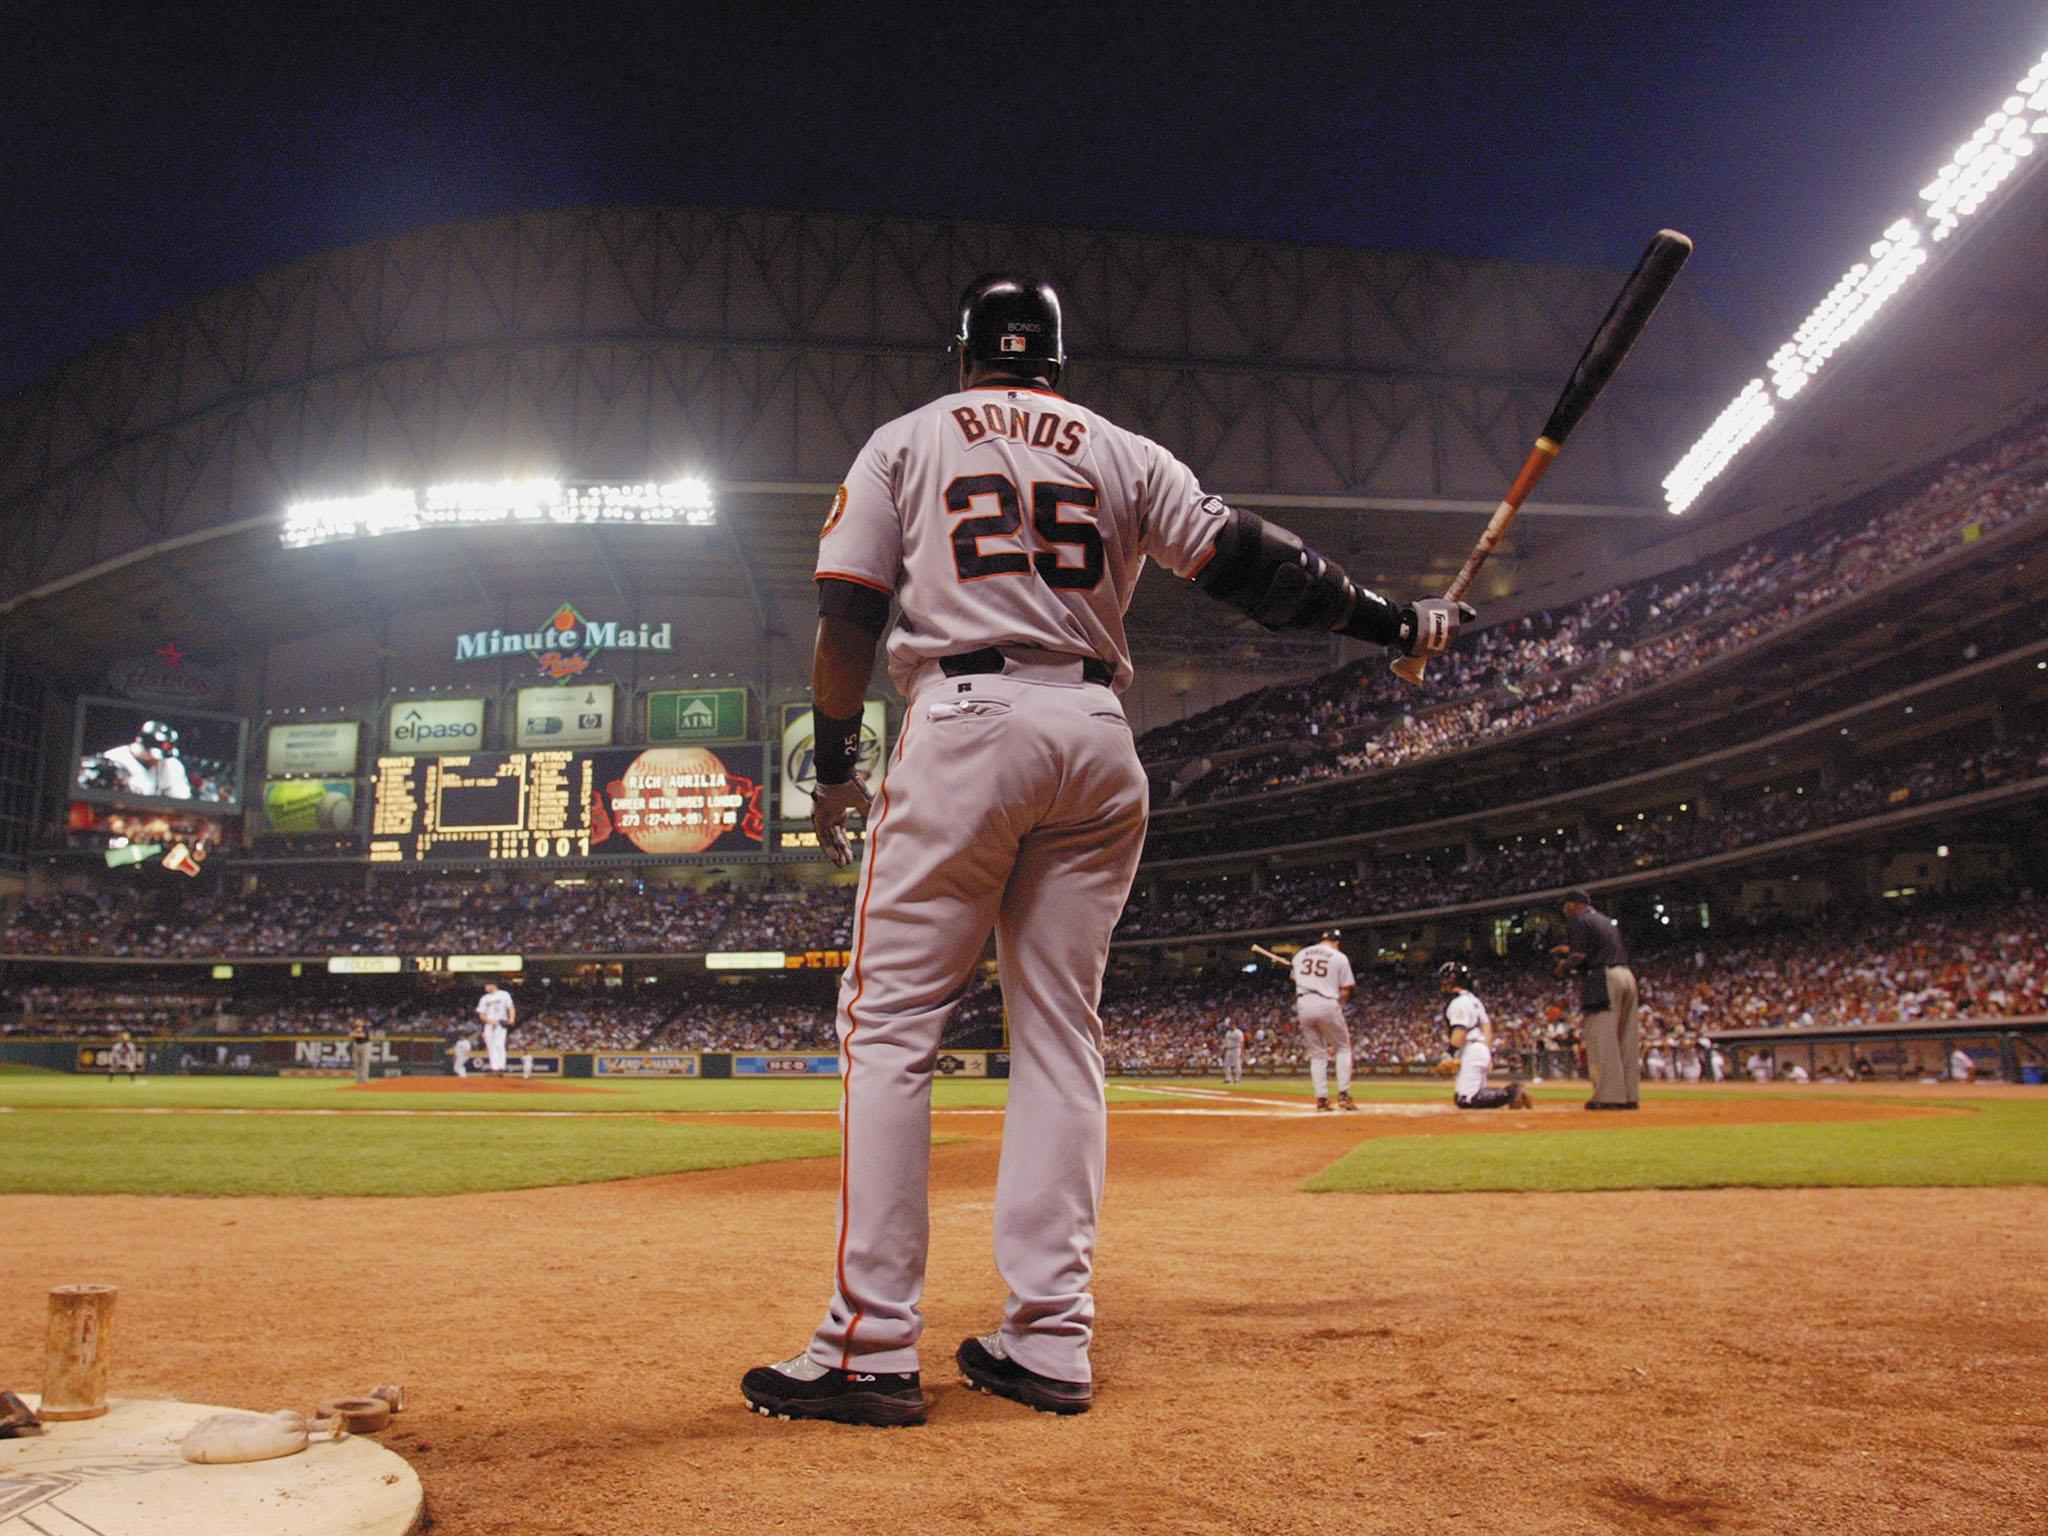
[{"left": 3, "top": 1087, "right": 2042, "bottom": 1535}]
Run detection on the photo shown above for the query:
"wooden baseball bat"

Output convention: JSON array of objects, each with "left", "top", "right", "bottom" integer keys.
[
  {"left": 1392, "top": 229, "right": 1693, "bottom": 685},
  {"left": 1250, "top": 944, "right": 1287, "bottom": 965}
]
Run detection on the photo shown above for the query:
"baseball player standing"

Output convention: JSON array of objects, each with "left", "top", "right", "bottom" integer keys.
[
  {"left": 1290, "top": 930, "right": 1358, "bottom": 1112},
  {"left": 1438, "top": 962, "right": 1531, "bottom": 1110},
  {"left": 350, "top": 1016, "right": 373, "bottom": 1085},
  {"left": 740, "top": 274, "right": 1472, "bottom": 1427},
  {"left": 475, "top": 983, "right": 514, "bottom": 1076},
  {"left": 1221, "top": 1019, "right": 1245, "bottom": 1084}
]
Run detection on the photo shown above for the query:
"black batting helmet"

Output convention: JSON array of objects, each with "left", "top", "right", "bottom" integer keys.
[
  {"left": 137, "top": 720, "right": 179, "bottom": 752},
  {"left": 955, "top": 274, "right": 1065, "bottom": 384},
  {"left": 1437, "top": 960, "right": 1470, "bottom": 990}
]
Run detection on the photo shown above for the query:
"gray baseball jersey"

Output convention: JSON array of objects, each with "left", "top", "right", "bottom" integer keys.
[
  {"left": 804, "top": 382, "right": 1231, "bottom": 1384},
  {"left": 817, "top": 386, "right": 1229, "bottom": 696}
]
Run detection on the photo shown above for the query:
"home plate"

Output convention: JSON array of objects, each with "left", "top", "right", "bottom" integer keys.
[{"left": 1, "top": 1397, "right": 422, "bottom": 1535}]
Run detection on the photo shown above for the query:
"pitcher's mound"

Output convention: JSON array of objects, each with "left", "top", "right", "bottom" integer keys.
[{"left": 1, "top": 1397, "right": 422, "bottom": 1535}]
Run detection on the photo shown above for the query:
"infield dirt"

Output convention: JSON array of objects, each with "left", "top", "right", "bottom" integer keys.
[{"left": 3, "top": 1089, "right": 2042, "bottom": 1535}]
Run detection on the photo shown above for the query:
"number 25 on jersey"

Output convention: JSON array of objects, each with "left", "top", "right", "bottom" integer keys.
[{"left": 945, "top": 474, "right": 1103, "bottom": 589}]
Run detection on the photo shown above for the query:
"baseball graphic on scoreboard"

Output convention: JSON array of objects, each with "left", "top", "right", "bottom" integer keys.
[{"left": 596, "top": 746, "right": 765, "bottom": 857}]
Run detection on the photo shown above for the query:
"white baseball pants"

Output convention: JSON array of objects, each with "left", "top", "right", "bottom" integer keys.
[
  {"left": 1296, "top": 996, "right": 1352, "bottom": 1098},
  {"left": 482, "top": 1021, "right": 508, "bottom": 1072},
  {"left": 807, "top": 665, "right": 1148, "bottom": 1385},
  {"left": 1454, "top": 1039, "right": 1492, "bottom": 1101}
]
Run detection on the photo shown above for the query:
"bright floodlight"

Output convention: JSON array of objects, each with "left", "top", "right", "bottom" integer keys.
[
  {"left": 1663, "top": 380, "right": 1773, "bottom": 513},
  {"left": 1658, "top": 43, "right": 2048, "bottom": 515},
  {"left": 281, "top": 476, "right": 718, "bottom": 548},
  {"left": 1766, "top": 221, "right": 1926, "bottom": 401},
  {"left": 1922, "top": 50, "right": 2048, "bottom": 240}
]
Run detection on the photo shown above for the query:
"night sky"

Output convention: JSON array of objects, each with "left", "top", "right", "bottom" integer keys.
[{"left": 4, "top": 1, "right": 2044, "bottom": 395}]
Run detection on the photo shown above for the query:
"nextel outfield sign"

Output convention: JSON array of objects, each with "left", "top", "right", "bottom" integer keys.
[{"left": 455, "top": 604, "right": 674, "bottom": 682}]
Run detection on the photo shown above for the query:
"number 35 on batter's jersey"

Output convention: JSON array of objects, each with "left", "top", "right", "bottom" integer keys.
[{"left": 945, "top": 474, "right": 1103, "bottom": 589}]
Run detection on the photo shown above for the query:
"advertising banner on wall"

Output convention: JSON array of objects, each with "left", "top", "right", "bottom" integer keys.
[
  {"left": 648, "top": 687, "right": 748, "bottom": 743},
  {"left": 732, "top": 1052, "right": 841, "bottom": 1077},
  {"left": 257, "top": 778, "right": 357, "bottom": 834},
  {"left": 265, "top": 720, "right": 360, "bottom": 777},
  {"left": 386, "top": 697, "right": 486, "bottom": 755},
  {"left": 593, "top": 1052, "right": 704, "bottom": 1078},
  {"left": 514, "top": 684, "right": 614, "bottom": 748},
  {"left": 778, "top": 700, "right": 888, "bottom": 823},
  {"left": 453, "top": 602, "right": 674, "bottom": 682}
]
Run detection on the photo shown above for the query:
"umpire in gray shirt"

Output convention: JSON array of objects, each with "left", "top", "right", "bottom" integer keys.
[{"left": 1552, "top": 889, "right": 1639, "bottom": 1109}]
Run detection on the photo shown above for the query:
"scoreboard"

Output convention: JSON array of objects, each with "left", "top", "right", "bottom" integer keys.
[
  {"left": 370, "top": 746, "right": 765, "bottom": 862},
  {"left": 371, "top": 752, "right": 595, "bottom": 860}
]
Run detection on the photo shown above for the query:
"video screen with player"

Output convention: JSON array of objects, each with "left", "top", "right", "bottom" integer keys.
[{"left": 72, "top": 699, "right": 247, "bottom": 812}]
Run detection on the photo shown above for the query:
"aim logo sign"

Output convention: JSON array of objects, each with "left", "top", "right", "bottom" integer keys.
[{"left": 455, "top": 604, "right": 675, "bottom": 682}]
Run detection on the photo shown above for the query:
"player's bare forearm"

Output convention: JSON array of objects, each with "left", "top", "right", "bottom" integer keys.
[{"left": 813, "top": 615, "right": 878, "bottom": 718}]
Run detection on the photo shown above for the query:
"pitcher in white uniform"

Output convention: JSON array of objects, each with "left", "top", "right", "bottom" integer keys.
[
  {"left": 1289, "top": 930, "right": 1357, "bottom": 1112},
  {"left": 740, "top": 273, "right": 1475, "bottom": 1427},
  {"left": 475, "top": 983, "right": 513, "bottom": 1074},
  {"left": 1438, "top": 961, "right": 1532, "bottom": 1110}
]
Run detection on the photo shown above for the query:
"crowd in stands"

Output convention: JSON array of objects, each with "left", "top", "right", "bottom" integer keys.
[
  {"left": 1141, "top": 599, "right": 2048, "bottom": 862},
  {"left": 1104, "top": 891, "right": 2046, "bottom": 1073},
  {"left": 0, "top": 877, "right": 855, "bottom": 960},
  {"left": 8, "top": 896, "right": 2038, "bottom": 1086},
  {"left": 1138, "top": 408, "right": 2048, "bottom": 808},
  {"left": 1119, "top": 722, "right": 2048, "bottom": 936},
  {"left": 11, "top": 707, "right": 2040, "bottom": 967}
]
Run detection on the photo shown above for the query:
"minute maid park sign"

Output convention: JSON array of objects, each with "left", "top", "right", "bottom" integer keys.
[{"left": 457, "top": 604, "right": 674, "bottom": 682}]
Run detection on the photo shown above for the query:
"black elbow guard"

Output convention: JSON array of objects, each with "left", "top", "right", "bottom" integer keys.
[
  {"left": 1195, "top": 507, "right": 1402, "bottom": 644},
  {"left": 817, "top": 576, "right": 891, "bottom": 637}
]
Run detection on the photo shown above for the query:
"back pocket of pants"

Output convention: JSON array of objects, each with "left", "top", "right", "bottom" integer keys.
[{"left": 926, "top": 697, "right": 1014, "bottom": 723}]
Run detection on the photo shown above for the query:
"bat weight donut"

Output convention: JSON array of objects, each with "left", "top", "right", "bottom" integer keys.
[{"left": 317, "top": 1395, "right": 394, "bottom": 1433}]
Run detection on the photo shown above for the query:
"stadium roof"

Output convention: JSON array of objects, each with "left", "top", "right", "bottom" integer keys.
[{"left": 0, "top": 205, "right": 1741, "bottom": 693}]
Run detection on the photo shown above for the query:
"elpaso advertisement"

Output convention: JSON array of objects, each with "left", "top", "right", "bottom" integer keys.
[
  {"left": 386, "top": 697, "right": 486, "bottom": 755},
  {"left": 515, "top": 684, "right": 614, "bottom": 748},
  {"left": 778, "top": 700, "right": 888, "bottom": 823},
  {"left": 265, "top": 720, "right": 360, "bottom": 777}
]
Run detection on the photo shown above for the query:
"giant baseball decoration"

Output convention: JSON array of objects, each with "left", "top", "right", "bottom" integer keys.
[{"left": 1392, "top": 230, "right": 1693, "bottom": 685}]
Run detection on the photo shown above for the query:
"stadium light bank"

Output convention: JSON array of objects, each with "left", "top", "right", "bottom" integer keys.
[
  {"left": 1662, "top": 45, "right": 2048, "bottom": 516},
  {"left": 279, "top": 476, "right": 717, "bottom": 549}
]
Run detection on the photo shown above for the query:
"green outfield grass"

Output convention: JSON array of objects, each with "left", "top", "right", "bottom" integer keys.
[
  {"left": 0, "top": 1073, "right": 1006, "bottom": 1114},
  {"left": 1303, "top": 1097, "right": 2048, "bottom": 1194},
  {"left": 0, "top": 1108, "right": 841, "bottom": 1197},
  {"left": 0, "top": 1072, "right": 1222, "bottom": 1116}
]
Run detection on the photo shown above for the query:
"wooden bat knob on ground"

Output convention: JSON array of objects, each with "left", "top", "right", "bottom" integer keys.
[
  {"left": 40, "top": 1283, "right": 116, "bottom": 1421},
  {"left": 1394, "top": 229, "right": 1692, "bottom": 687}
]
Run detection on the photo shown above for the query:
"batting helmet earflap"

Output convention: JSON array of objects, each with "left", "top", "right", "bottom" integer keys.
[{"left": 955, "top": 274, "right": 1065, "bottom": 384}]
